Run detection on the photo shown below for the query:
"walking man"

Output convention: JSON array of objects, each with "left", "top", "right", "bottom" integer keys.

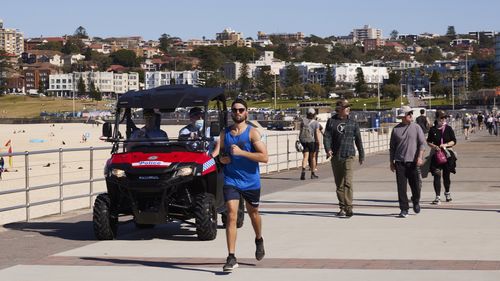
[
  {"left": 323, "top": 99, "right": 364, "bottom": 218},
  {"left": 389, "top": 106, "right": 426, "bottom": 218},
  {"left": 415, "top": 109, "right": 430, "bottom": 135},
  {"left": 299, "top": 108, "right": 321, "bottom": 180},
  {"left": 219, "top": 98, "right": 268, "bottom": 272}
]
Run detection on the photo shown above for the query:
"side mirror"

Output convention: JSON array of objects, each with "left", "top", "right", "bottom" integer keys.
[
  {"left": 210, "top": 122, "right": 220, "bottom": 137},
  {"left": 102, "top": 122, "right": 113, "bottom": 138}
]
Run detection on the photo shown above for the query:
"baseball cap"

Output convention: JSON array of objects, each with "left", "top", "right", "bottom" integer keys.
[
  {"left": 189, "top": 107, "right": 203, "bottom": 117},
  {"left": 436, "top": 109, "right": 449, "bottom": 119},
  {"left": 143, "top": 108, "right": 155, "bottom": 116},
  {"left": 397, "top": 106, "right": 413, "bottom": 118},
  {"left": 307, "top": 108, "right": 316, "bottom": 115}
]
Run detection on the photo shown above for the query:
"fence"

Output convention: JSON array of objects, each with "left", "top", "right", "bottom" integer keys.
[{"left": 0, "top": 120, "right": 463, "bottom": 225}]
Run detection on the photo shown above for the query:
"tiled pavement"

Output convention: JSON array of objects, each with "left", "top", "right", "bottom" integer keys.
[{"left": 0, "top": 130, "right": 499, "bottom": 280}]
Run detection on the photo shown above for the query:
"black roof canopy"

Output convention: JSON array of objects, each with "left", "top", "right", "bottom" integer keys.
[{"left": 117, "top": 85, "right": 225, "bottom": 110}]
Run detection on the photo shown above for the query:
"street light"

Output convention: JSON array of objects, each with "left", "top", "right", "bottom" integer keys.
[
  {"left": 376, "top": 64, "right": 381, "bottom": 109},
  {"left": 400, "top": 83, "right": 406, "bottom": 106},
  {"left": 363, "top": 103, "right": 367, "bottom": 112},
  {"left": 273, "top": 71, "right": 277, "bottom": 110},
  {"left": 451, "top": 78, "right": 455, "bottom": 111},
  {"left": 428, "top": 81, "right": 435, "bottom": 110}
]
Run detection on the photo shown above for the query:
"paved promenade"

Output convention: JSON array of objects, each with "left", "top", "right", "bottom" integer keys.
[{"left": 0, "top": 129, "right": 499, "bottom": 280}]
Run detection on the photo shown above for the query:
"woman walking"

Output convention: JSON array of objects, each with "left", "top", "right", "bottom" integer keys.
[{"left": 427, "top": 110, "right": 457, "bottom": 204}]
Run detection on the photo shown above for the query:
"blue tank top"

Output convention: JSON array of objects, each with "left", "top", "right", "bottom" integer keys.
[{"left": 223, "top": 126, "right": 261, "bottom": 190}]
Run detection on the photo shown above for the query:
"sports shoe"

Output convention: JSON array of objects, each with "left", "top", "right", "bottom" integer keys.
[
  {"left": 310, "top": 173, "right": 319, "bottom": 179},
  {"left": 300, "top": 171, "right": 306, "bottom": 180},
  {"left": 431, "top": 196, "right": 441, "bottom": 205},
  {"left": 255, "top": 237, "right": 265, "bottom": 261},
  {"left": 399, "top": 210, "right": 408, "bottom": 218},
  {"left": 445, "top": 192, "right": 452, "bottom": 202},
  {"left": 413, "top": 202, "right": 421, "bottom": 214},
  {"left": 345, "top": 209, "right": 353, "bottom": 218},
  {"left": 222, "top": 255, "right": 238, "bottom": 272},
  {"left": 337, "top": 210, "right": 346, "bottom": 217}
]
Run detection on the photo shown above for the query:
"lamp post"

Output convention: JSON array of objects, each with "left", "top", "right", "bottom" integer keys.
[
  {"left": 376, "top": 64, "right": 381, "bottom": 109},
  {"left": 363, "top": 103, "right": 367, "bottom": 112},
  {"left": 428, "top": 81, "right": 435, "bottom": 110},
  {"left": 400, "top": 83, "right": 406, "bottom": 106},
  {"left": 451, "top": 78, "right": 455, "bottom": 111},
  {"left": 273, "top": 73, "right": 277, "bottom": 110}
]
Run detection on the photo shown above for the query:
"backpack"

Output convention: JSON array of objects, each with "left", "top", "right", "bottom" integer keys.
[{"left": 299, "top": 118, "right": 315, "bottom": 143}]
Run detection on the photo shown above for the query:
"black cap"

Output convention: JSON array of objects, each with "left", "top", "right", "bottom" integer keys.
[{"left": 189, "top": 107, "right": 203, "bottom": 117}]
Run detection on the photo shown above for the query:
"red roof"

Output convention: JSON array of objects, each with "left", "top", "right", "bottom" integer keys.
[{"left": 106, "top": 65, "right": 127, "bottom": 72}]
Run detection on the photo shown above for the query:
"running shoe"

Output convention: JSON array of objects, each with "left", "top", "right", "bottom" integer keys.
[
  {"left": 222, "top": 255, "right": 238, "bottom": 272},
  {"left": 255, "top": 237, "right": 265, "bottom": 261}
]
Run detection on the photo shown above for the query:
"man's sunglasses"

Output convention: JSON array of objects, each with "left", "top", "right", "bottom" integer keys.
[{"left": 231, "top": 108, "right": 246, "bottom": 113}]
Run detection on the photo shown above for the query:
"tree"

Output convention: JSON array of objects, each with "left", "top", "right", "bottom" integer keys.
[
  {"left": 354, "top": 67, "right": 367, "bottom": 95},
  {"left": 77, "top": 77, "right": 86, "bottom": 97},
  {"left": 301, "top": 45, "right": 329, "bottom": 63},
  {"left": 89, "top": 81, "right": 101, "bottom": 101},
  {"left": 305, "top": 83, "right": 325, "bottom": 98},
  {"left": 285, "top": 64, "right": 300, "bottom": 87},
  {"left": 38, "top": 81, "right": 46, "bottom": 95},
  {"left": 274, "top": 44, "right": 290, "bottom": 61},
  {"left": 469, "top": 64, "right": 482, "bottom": 91},
  {"left": 238, "top": 62, "right": 251, "bottom": 93},
  {"left": 110, "top": 49, "right": 138, "bottom": 67},
  {"left": 256, "top": 66, "right": 274, "bottom": 95},
  {"left": 446, "top": 26, "right": 456, "bottom": 38},
  {"left": 387, "top": 71, "right": 401, "bottom": 85},
  {"left": 0, "top": 50, "right": 9, "bottom": 95},
  {"left": 62, "top": 38, "right": 85, "bottom": 54},
  {"left": 390, "top": 30, "right": 399, "bottom": 40},
  {"left": 285, "top": 84, "right": 304, "bottom": 98},
  {"left": 190, "top": 46, "right": 225, "bottom": 71},
  {"left": 484, "top": 65, "right": 499, "bottom": 88},
  {"left": 37, "top": 41, "right": 63, "bottom": 52},
  {"left": 382, "top": 84, "right": 400, "bottom": 101},
  {"left": 159, "top": 33, "right": 176, "bottom": 54},
  {"left": 324, "top": 65, "right": 335, "bottom": 92},
  {"left": 73, "top": 26, "right": 89, "bottom": 39},
  {"left": 430, "top": 70, "right": 441, "bottom": 84}
]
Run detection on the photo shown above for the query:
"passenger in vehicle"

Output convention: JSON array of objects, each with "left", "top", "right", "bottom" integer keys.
[{"left": 127, "top": 109, "right": 168, "bottom": 150}]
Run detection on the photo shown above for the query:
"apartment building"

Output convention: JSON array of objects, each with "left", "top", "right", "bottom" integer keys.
[
  {"left": 48, "top": 71, "right": 139, "bottom": 97},
  {"left": 353, "top": 25, "right": 382, "bottom": 42},
  {"left": 334, "top": 63, "right": 389, "bottom": 85},
  {"left": 363, "top": 38, "right": 385, "bottom": 53},
  {"left": 145, "top": 71, "right": 201, "bottom": 89},
  {"left": 0, "top": 19, "right": 24, "bottom": 55},
  {"left": 257, "top": 31, "right": 305, "bottom": 41},
  {"left": 223, "top": 51, "right": 286, "bottom": 80}
]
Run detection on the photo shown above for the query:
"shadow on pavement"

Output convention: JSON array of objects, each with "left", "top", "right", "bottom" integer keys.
[
  {"left": 3, "top": 220, "right": 95, "bottom": 241},
  {"left": 80, "top": 257, "right": 255, "bottom": 275}
]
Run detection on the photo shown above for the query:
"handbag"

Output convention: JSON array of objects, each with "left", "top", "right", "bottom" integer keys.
[
  {"left": 295, "top": 139, "right": 304, "bottom": 152},
  {"left": 434, "top": 125, "right": 448, "bottom": 165}
]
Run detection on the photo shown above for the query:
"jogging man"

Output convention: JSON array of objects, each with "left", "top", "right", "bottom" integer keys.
[{"left": 219, "top": 98, "right": 269, "bottom": 272}]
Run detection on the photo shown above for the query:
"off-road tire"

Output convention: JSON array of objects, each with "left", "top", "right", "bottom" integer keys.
[
  {"left": 221, "top": 197, "right": 245, "bottom": 228},
  {"left": 93, "top": 193, "right": 118, "bottom": 240},
  {"left": 193, "top": 193, "right": 217, "bottom": 241}
]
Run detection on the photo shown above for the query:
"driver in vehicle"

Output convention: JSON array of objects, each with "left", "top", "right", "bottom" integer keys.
[
  {"left": 127, "top": 108, "right": 168, "bottom": 150},
  {"left": 178, "top": 107, "right": 220, "bottom": 157}
]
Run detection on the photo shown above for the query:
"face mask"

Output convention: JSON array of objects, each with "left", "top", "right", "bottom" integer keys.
[
  {"left": 195, "top": 119, "right": 204, "bottom": 130},
  {"left": 438, "top": 119, "right": 447, "bottom": 127}
]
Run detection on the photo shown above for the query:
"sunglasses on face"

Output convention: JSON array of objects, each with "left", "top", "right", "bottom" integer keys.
[{"left": 231, "top": 108, "right": 246, "bottom": 113}]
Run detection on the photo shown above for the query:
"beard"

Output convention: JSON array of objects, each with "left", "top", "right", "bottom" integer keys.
[{"left": 232, "top": 114, "right": 246, "bottom": 124}]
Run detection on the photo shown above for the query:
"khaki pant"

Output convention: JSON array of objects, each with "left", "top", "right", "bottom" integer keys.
[{"left": 331, "top": 156, "right": 354, "bottom": 211}]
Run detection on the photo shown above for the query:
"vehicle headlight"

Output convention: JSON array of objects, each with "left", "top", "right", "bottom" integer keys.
[
  {"left": 176, "top": 167, "right": 193, "bottom": 177},
  {"left": 111, "top": 168, "right": 126, "bottom": 178}
]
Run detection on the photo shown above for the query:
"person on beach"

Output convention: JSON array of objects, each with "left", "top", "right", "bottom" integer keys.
[
  {"left": 218, "top": 98, "right": 268, "bottom": 272},
  {"left": 389, "top": 106, "right": 426, "bottom": 218},
  {"left": 323, "top": 99, "right": 364, "bottom": 218}
]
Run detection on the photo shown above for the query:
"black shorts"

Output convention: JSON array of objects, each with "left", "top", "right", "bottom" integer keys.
[
  {"left": 223, "top": 185, "right": 261, "bottom": 207},
  {"left": 301, "top": 142, "right": 317, "bottom": 152}
]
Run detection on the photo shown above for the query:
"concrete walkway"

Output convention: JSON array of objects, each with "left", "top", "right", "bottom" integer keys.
[{"left": 1, "top": 129, "right": 499, "bottom": 280}]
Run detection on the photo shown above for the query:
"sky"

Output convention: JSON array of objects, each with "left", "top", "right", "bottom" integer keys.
[{"left": 1, "top": 0, "right": 499, "bottom": 41}]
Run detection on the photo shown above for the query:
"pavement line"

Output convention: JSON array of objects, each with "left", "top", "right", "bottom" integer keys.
[{"left": 27, "top": 256, "right": 500, "bottom": 270}]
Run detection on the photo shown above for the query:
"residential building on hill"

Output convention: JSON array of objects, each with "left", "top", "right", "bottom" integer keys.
[
  {"left": 0, "top": 19, "right": 24, "bottom": 55},
  {"left": 495, "top": 35, "right": 500, "bottom": 71},
  {"left": 352, "top": 25, "right": 382, "bottom": 42},
  {"left": 145, "top": 70, "right": 202, "bottom": 89}
]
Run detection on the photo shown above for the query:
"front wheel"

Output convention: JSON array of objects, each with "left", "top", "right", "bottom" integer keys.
[
  {"left": 193, "top": 193, "right": 218, "bottom": 241},
  {"left": 93, "top": 193, "right": 118, "bottom": 240}
]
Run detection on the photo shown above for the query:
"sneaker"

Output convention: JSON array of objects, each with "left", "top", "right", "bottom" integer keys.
[
  {"left": 300, "top": 171, "right": 306, "bottom": 180},
  {"left": 345, "top": 209, "right": 353, "bottom": 218},
  {"left": 255, "top": 237, "right": 265, "bottom": 261},
  {"left": 445, "top": 192, "right": 452, "bottom": 202},
  {"left": 337, "top": 210, "right": 346, "bottom": 217},
  {"left": 222, "top": 255, "right": 239, "bottom": 272},
  {"left": 413, "top": 202, "right": 421, "bottom": 214},
  {"left": 310, "top": 173, "right": 319, "bottom": 179},
  {"left": 399, "top": 210, "right": 408, "bottom": 218},
  {"left": 431, "top": 196, "right": 441, "bottom": 205}
]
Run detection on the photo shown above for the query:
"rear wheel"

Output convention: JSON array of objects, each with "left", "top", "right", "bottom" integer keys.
[
  {"left": 93, "top": 193, "right": 118, "bottom": 240},
  {"left": 193, "top": 193, "right": 217, "bottom": 241},
  {"left": 221, "top": 197, "right": 245, "bottom": 228}
]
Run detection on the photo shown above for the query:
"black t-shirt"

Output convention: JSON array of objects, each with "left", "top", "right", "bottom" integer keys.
[
  {"left": 427, "top": 125, "right": 457, "bottom": 146},
  {"left": 416, "top": 115, "right": 429, "bottom": 134}
]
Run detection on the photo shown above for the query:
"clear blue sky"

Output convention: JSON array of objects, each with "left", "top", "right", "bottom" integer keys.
[{"left": 2, "top": 0, "right": 499, "bottom": 40}]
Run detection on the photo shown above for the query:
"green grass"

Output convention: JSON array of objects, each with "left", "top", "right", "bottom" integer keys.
[{"left": 0, "top": 95, "right": 112, "bottom": 118}]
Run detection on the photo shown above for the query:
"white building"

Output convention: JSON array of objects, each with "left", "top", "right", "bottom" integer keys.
[
  {"left": 352, "top": 25, "right": 382, "bottom": 42},
  {"left": 48, "top": 71, "right": 139, "bottom": 97},
  {"left": 334, "top": 63, "right": 389, "bottom": 85},
  {"left": 145, "top": 71, "right": 202, "bottom": 89},
  {"left": 0, "top": 19, "right": 24, "bottom": 55},
  {"left": 223, "top": 51, "right": 286, "bottom": 80}
]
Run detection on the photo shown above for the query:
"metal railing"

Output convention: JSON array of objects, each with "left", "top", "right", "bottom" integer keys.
[{"left": 0, "top": 120, "right": 464, "bottom": 224}]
